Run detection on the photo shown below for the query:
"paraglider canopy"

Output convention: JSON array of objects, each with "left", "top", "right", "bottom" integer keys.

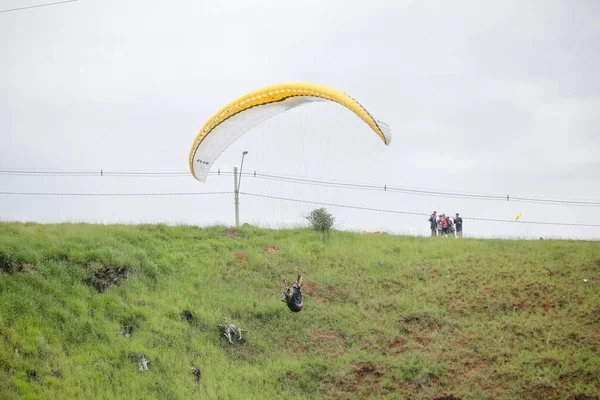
[{"left": 188, "top": 82, "right": 392, "bottom": 182}]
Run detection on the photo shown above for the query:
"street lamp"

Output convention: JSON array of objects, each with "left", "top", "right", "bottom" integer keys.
[
  {"left": 238, "top": 151, "right": 249, "bottom": 192},
  {"left": 234, "top": 151, "right": 248, "bottom": 227}
]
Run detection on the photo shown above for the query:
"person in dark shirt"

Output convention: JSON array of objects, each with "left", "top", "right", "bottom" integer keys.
[
  {"left": 454, "top": 213, "right": 463, "bottom": 237},
  {"left": 428, "top": 211, "right": 438, "bottom": 236},
  {"left": 282, "top": 275, "right": 304, "bottom": 312}
]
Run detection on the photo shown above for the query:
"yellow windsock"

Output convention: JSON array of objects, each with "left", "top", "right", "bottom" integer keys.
[{"left": 515, "top": 212, "right": 522, "bottom": 222}]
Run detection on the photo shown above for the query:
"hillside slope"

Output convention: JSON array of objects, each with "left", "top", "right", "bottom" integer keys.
[{"left": 0, "top": 222, "right": 599, "bottom": 399}]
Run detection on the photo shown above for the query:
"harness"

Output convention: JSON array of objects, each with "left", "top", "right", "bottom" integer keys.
[{"left": 286, "top": 286, "right": 303, "bottom": 312}]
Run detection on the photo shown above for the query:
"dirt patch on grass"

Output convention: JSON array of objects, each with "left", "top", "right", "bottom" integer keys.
[
  {"left": 223, "top": 228, "right": 238, "bottom": 238},
  {"left": 359, "top": 339, "right": 372, "bottom": 351},
  {"left": 532, "top": 357, "right": 562, "bottom": 368},
  {"left": 302, "top": 280, "right": 318, "bottom": 295},
  {"left": 0, "top": 251, "right": 36, "bottom": 274},
  {"left": 579, "top": 326, "right": 600, "bottom": 353},
  {"left": 411, "top": 335, "right": 433, "bottom": 348},
  {"left": 282, "top": 371, "right": 295, "bottom": 391},
  {"left": 21, "top": 263, "right": 35, "bottom": 272},
  {"left": 560, "top": 370, "right": 599, "bottom": 386},
  {"left": 401, "top": 311, "right": 455, "bottom": 334},
  {"left": 348, "top": 362, "right": 385, "bottom": 395},
  {"left": 459, "top": 283, "right": 568, "bottom": 316},
  {"left": 380, "top": 280, "right": 405, "bottom": 291},
  {"left": 389, "top": 336, "right": 407, "bottom": 353},
  {"left": 353, "top": 361, "right": 384, "bottom": 378},
  {"left": 322, "top": 361, "right": 385, "bottom": 398},
  {"left": 439, "top": 339, "right": 502, "bottom": 395},
  {"left": 234, "top": 251, "right": 247, "bottom": 264},
  {"left": 279, "top": 336, "right": 307, "bottom": 355},
  {"left": 83, "top": 263, "right": 131, "bottom": 293},
  {"left": 532, "top": 358, "right": 562, "bottom": 369},
  {"left": 309, "top": 329, "right": 342, "bottom": 342},
  {"left": 300, "top": 281, "right": 350, "bottom": 303},
  {"left": 529, "top": 283, "right": 573, "bottom": 313},
  {"left": 514, "top": 282, "right": 563, "bottom": 313},
  {"left": 316, "top": 285, "right": 351, "bottom": 303},
  {"left": 308, "top": 329, "right": 348, "bottom": 357},
  {"left": 520, "top": 382, "right": 559, "bottom": 400},
  {"left": 590, "top": 306, "right": 600, "bottom": 324},
  {"left": 264, "top": 246, "right": 278, "bottom": 255},
  {"left": 466, "top": 256, "right": 479, "bottom": 264}
]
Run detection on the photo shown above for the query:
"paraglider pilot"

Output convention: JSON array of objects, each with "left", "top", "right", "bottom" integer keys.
[{"left": 282, "top": 275, "right": 304, "bottom": 312}]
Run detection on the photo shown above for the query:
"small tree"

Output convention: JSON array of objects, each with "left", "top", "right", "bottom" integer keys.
[{"left": 306, "top": 208, "right": 335, "bottom": 233}]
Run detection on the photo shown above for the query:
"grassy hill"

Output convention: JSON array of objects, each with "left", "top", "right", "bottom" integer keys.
[{"left": 0, "top": 222, "right": 598, "bottom": 400}]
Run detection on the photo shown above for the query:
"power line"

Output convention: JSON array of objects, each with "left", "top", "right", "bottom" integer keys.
[
  {"left": 0, "top": 169, "right": 229, "bottom": 177},
  {"left": 240, "top": 192, "right": 600, "bottom": 228},
  {"left": 0, "top": 0, "right": 77, "bottom": 14},
  {"left": 0, "top": 191, "right": 233, "bottom": 196},
  {"left": 0, "top": 187, "right": 597, "bottom": 227},
  {"left": 1, "top": 167, "right": 599, "bottom": 207},
  {"left": 243, "top": 192, "right": 429, "bottom": 217},
  {"left": 251, "top": 172, "right": 506, "bottom": 200},
  {"left": 246, "top": 172, "right": 600, "bottom": 206}
]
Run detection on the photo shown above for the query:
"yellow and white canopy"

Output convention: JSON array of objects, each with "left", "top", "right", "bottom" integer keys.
[{"left": 189, "top": 82, "right": 392, "bottom": 182}]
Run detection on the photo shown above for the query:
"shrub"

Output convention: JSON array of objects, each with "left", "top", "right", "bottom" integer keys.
[{"left": 306, "top": 208, "right": 335, "bottom": 233}]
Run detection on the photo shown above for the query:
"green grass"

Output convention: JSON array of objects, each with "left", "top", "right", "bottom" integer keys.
[{"left": 0, "top": 222, "right": 598, "bottom": 399}]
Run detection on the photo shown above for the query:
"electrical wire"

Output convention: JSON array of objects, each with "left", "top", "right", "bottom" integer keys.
[
  {"left": 0, "top": 169, "right": 231, "bottom": 177},
  {"left": 0, "top": 187, "right": 596, "bottom": 227},
  {"left": 0, "top": 191, "right": 233, "bottom": 196},
  {"left": 0, "top": 0, "right": 77, "bottom": 14},
  {"left": 240, "top": 192, "right": 600, "bottom": 228},
  {"left": 246, "top": 172, "right": 600, "bottom": 206},
  {"left": 1, "top": 167, "right": 599, "bottom": 207}
]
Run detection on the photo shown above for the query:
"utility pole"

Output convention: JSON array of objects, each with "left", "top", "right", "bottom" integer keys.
[
  {"left": 233, "top": 151, "right": 248, "bottom": 227},
  {"left": 233, "top": 167, "right": 239, "bottom": 227}
]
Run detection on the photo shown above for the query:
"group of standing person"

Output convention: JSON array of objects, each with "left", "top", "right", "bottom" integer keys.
[{"left": 428, "top": 211, "right": 463, "bottom": 237}]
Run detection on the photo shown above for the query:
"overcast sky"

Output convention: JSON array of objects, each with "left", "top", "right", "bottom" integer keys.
[{"left": 1, "top": 0, "right": 599, "bottom": 240}]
